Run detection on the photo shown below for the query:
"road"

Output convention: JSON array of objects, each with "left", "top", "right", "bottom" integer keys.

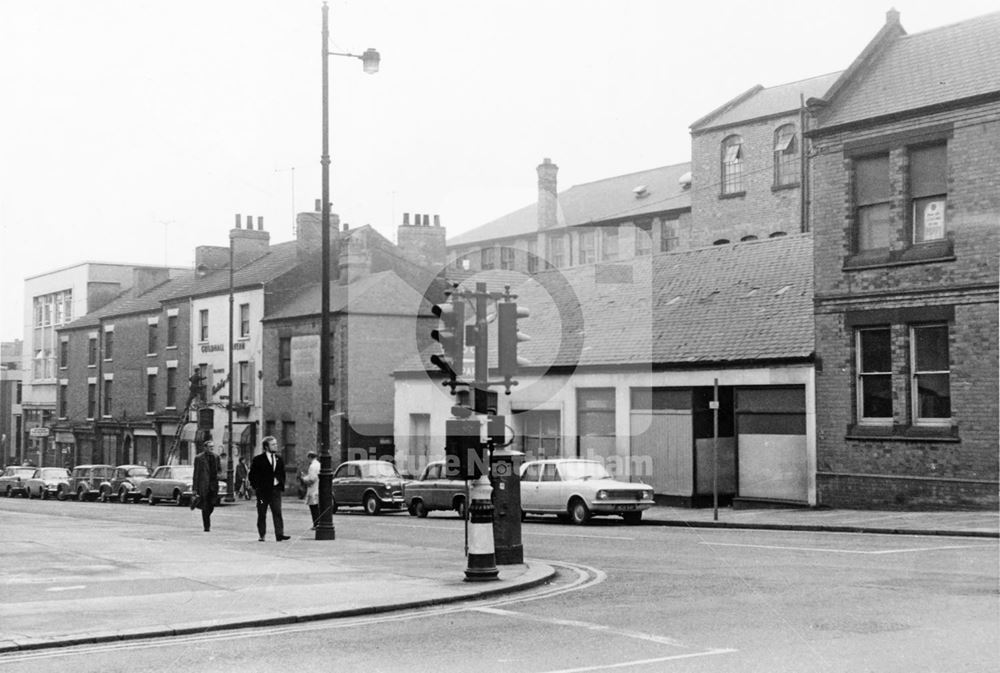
[{"left": 1, "top": 499, "right": 997, "bottom": 673}]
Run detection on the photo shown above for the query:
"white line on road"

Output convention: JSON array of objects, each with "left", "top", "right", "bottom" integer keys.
[
  {"left": 534, "top": 650, "right": 738, "bottom": 673},
  {"left": 45, "top": 585, "right": 87, "bottom": 592},
  {"left": 375, "top": 520, "right": 635, "bottom": 541},
  {"left": 700, "top": 541, "right": 995, "bottom": 555},
  {"left": 474, "top": 606, "right": 687, "bottom": 647}
]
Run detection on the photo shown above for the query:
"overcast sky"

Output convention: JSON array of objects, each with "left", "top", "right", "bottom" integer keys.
[{"left": 2, "top": 0, "right": 996, "bottom": 342}]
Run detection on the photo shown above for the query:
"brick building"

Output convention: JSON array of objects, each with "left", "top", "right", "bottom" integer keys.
[{"left": 808, "top": 10, "right": 1000, "bottom": 508}]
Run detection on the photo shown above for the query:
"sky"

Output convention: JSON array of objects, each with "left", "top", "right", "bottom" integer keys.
[{"left": 2, "top": 0, "right": 997, "bottom": 342}]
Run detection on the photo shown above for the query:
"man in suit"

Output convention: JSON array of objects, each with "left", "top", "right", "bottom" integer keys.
[
  {"left": 249, "top": 436, "right": 290, "bottom": 542},
  {"left": 192, "top": 439, "right": 220, "bottom": 532}
]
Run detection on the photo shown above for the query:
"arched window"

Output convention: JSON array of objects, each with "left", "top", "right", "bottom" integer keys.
[
  {"left": 774, "top": 124, "right": 798, "bottom": 186},
  {"left": 740, "top": 235, "right": 758, "bottom": 242},
  {"left": 769, "top": 231, "right": 787, "bottom": 238},
  {"left": 713, "top": 239, "right": 731, "bottom": 245},
  {"left": 721, "top": 135, "right": 744, "bottom": 194}
]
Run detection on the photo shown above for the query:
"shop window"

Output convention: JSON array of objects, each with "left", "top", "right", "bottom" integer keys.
[{"left": 514, "top": 409, "right": 561, "bottom": 460}]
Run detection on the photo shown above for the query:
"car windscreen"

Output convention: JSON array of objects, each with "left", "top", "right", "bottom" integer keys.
[
  {"left": 558, "top": 461, "right": 610, "bottom": 481},
  {"left": 15, "top": 468, "right": 36, "bottom": 477},
  {"left": 43, "top": 469, "right": 69, "bottom": 479},
  {"left": 361, "top": 462, "right": 400, "bottom": 479},
  {"left": 127, "top": 467, "right": 150, "bottom": 477}
]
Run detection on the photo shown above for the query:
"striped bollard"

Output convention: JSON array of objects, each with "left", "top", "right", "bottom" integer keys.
[{"left": 464, "top": 475, "right": 499, "bottom": 582}]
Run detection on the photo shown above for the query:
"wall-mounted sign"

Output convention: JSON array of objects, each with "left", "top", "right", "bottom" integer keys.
[
  {"left": 29, "top": 427, "right": 51, "bottom": 438},
  {"left": 200, "top": 342, "right": 247, "bottom": 354}
]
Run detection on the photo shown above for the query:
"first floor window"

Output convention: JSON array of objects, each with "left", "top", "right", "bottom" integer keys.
[
  {"left": 660, "top": 219, "right": 678, "bottom": 252},
  {"left": 238, "top": 361, "right": 250, "bottom": 403},
  {"left": 578, "top": 230, "right": 596, "bottom": 265},
  {"left": 59, "top": 385, "right": 68, "bottom": 418},
  {"left": 103, "top": 380, "right": 113, "bottom": 417},
  {"left": 166, "top": 368, "right": 177, "bottom": 408},
  {"left": 104, "top": 330, "right": 114, "bottom": 360},
  {"left": 88, "top": 338, "right": 98, "bottom": 366},
  {"left": 240, "top": 303, "right": 250, "bottom": 338},
  {"left": 911, "top": 324, "right": 950, "bottom": 422},
  {"left": 199, "top": 309, "right": 209, "bottom": 341},
  {"left": 147, "top": 374, "right": 157, "bottom": 413},
  {"left": 167, "top": 315, "right": 178, "bottom": 347},
  {"left": 87, "top": 384, "right": 97, "bottom": 419},
  {"left": 282, "top": 421, "right": 297, "bottom": 464},
  {"left": 279, "top": 337, "right": 292, "bottom": 380},
  {"left": 857, "top": 327, "right": 893, "bottom": 423}
]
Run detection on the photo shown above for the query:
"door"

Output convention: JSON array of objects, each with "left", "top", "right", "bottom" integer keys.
[
  {"left": 537, "top": 463, "right": 562, "bottom": 511},
  {"left": 735, "top": 387, "right": 808, "bottom": 502},
  {"left": 630, "top": 409, "right": 693, "bottom": 496},
  {"left": 520, "top": 463, "right": 542, "bottom": 511}
]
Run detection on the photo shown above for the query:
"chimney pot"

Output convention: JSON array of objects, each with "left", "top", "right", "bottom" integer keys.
[
  {"left": 434, "top": 214, "right": 440, "bottom": 227},
  {"left": 886, "top": 7, "right": 900, "bottom": 23},
  {"left": 235, "top": 214, "right": 241, "bottom": 229},
  {"left": 257, "top": 216, "right": 264, "bottom": 231},
  {"left": 422, "top": 214, "right": 430, "bottom": 227},
  {"left": 314, "top": 198, "right": 321, "bottom": 211},
  {"left": 403, "top": 212, "right": 410, "bottom": 226}
]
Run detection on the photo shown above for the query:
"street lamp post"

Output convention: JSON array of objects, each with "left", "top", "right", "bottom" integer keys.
[{"left": 316, "top": 2, "right": 379, "bottom": 541}]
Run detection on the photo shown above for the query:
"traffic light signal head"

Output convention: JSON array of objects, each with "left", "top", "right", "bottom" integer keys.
[
  {"left": 497, "top": 301, "right": 530, "bottom": 382},
  {"left": 430, "top": 299, "right": 465, "bottom": 382}
]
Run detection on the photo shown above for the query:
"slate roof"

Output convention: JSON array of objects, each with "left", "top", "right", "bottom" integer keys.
[
  {"left": 399, "top": 234, "right": 814, "bottom": 374},
  {"left": 162, "top": 241, "right": 302, "bottom": 300},
  {"left": 447, "top": 163, "right": 692, "bottom": 247},
  {"left": 262, "top": 270, "right": 432, "bottom": 322},
  {"left": 690, "top": 72, "right": 841, "bottom": 132},
  {"left": 817, "top": 12, "right": 1000, "bottom": 129},
  {"left": 60, "top": 273, "right": 196, "bottom": 330}
]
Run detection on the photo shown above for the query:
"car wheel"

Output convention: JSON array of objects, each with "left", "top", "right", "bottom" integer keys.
[
  {"left": 173, "top": 490, "right": 184, "bottom": 506},
  {"left": 413, "top": 499, "right": 428, "bottom": 518},
  {"left": 99, "top": 488, "right": 109, "bottom": 503},
  {"left": 147, "top": 490, "right": 156, "bottom": 505},
  {"left": 41, "top": 489, "right": 49, "bottom": 500},
  {"left": 77, "top": 487, "right": 88, "bottom": 502},
  {"left": 4, "top": 486, "right": 10, "bottom": 497},
  {"left": 407, "top": 500, "right": 418, "bottom": 516},
  {"left": 622, "top": 511, "right": 643, "bottom": 524},
  {"left": 568, "top": 498, "right": 591, "bottom": 525},
  {"left": 363, "top": 493, "right": 381, "bottom": 516},
  {"left": 26, "top": 488, "right": 33, "bottom": 499},
  {"left": 454, "top": 496, "right": 466, "bottom": 519},
  {"left": 118, "top": 489, "right": 129, "bottom": 504},
  {"left": 57, "top": 487, "right": 66, "bottom": 501}
]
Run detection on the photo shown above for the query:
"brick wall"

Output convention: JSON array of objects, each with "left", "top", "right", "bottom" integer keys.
[
  {"left": 690, "top": 112, "right": 805, "bottom": 247},
  {"left": 812, "top": 103, "right": 1000, "bottom": 509}
]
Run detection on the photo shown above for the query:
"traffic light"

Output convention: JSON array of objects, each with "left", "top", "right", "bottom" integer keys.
[
  {"left": 430, "top": 299, "right": 465, "bottom": 383},
  {"left": 444, "top": 418, "right": 486, "bottom": 480},
  {"left": 497, "top": 301, "right": 530, "bottom": 382}
]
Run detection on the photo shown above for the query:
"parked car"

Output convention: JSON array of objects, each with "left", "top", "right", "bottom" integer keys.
[
  {"left": 67, "top": 464, "right": 116, "bottom": 502},
  {"left": 107, "top": 464, "right": 151, "bottom": 503},
  {"left": 404, "top": 461, "right": 467, "bottom": 518},
  {"left": 24, "top": 467, "right": 71, "bottom": 500},
  {"left": 331, "top": 460, "right": 406, "bottom": 515},
  {"left": 143, "top": 465, "right": 195, "bottom": 506},
  {"left": 520, "top": 459, "right": 654, "bottom": 525},
  {"left": 1, "top": 466, "right": 37, "bottom": 498}
]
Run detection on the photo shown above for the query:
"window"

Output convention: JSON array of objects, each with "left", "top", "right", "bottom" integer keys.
[
  {"left": 103, "top": 379, "right": 113, "bottom": 417},
  {"left": 600, "top": 227, "right": 619, "bottom": 261},
  {"left": 59, "top": 385, "right": 68, "bottom": 419},
  {"left": 500, "top": 247, "right": 515, "bottom": 270},
  {"left": 59, "top": 341, "right": 68, "bottom": 369},
  {"left": 547, "top": 235, "right": 566, "bottom": 268},
  {"left": 910, "top": 144, "right": 947, "bottom": 243},
  {"left": 857, "top": 327, "right": 892, "bottom": 423},
  {"left": 238, "top": 361, "right": 250, "bottom": 403},
  {"left": 527, "top": 240, "right": 539, "bottom": 274},
  {"left": 147, "top": 374, "right": 157, "bottom": 413},
  {"left": 578, "top": 230, "right": 596, "bottom": 265},
  {"left": 103, "top": 330, "right": 113, "bottom": 360},
  {"left": 240, "top": 303, "right": 250, "bottom": 338},
  {"left": 480, "top": 247, "right": 496, "bottom": 270},
  {"left": 721, "top": 134, "right": 744, "bottom": 194},
  {"left": 774, "top": 124, "right": 798, "bottom": 186},
  {"left": 63, "top": 292, "right": 72, "bottom": 323},
  {"left": 515, "top": 409, "right": 561, "bottom": 460},
  {"left": 34, "top": 298, "right": 43, "bottom": 327},
  {"left": 167, "top": 315, "right": 178, "bottom": 348},
  {"left": 660, "top": 218, "right": 679, "bottom": 252},
  {"left": 197, "top": 363, "right": 210, "bottom": 402},
  {"left": 281, "top": 421, "right": 297, "bottom": 464},
  {"left": 148, "top": 323, "right": 158, "bottom": 354},
  {"left": 911, "top": 324, "right": 950, "bottom": 423},
  {"left": 854, "top": 154, "right": 891, "bottom": 251},
  {"left": 279, "top": 337, "right": 292, "bottom": 381},
  {"left": 87, "top": 384, "right": 97, "bottom": 419},
  {"left": 166, "top": 367, "right": 177, "bottom": 408},
  {"left": 199, "top": 309, "right": 209, "bottom": 341},
  {"left": 88, "top": 338, "right": 98, "bottom": 366},
  {"left": 634, "top": 220, "right": 652, "bottom": 256}
]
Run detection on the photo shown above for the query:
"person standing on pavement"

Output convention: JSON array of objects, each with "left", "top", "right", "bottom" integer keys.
[
  {"left": 249, "top": 436, "right": 290, "bottom": 542},
  {"left": 235, "top": 456, "right": 250, "bottom": 499},
  {"left": 302, "top": 450, "right": 321, "bottom": 529},
  {"left": 192, "top": 439, "right": 220, "bottom": 532}
]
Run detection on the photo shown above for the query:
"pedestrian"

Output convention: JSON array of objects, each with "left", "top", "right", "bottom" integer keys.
[
  {"left": 248, "top": 436, "right": 290, "bottom": 542},
  {"left": 235, "top": 456, "right": 250, "bottom": 499},
  {"left": 192, "top": 439, "right": 220, "bottom": 532},
  {"left": 303, "top": 450, "right": 321, "bottom": 529}
]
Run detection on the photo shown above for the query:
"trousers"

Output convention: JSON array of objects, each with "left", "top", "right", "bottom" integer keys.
[{"left": 256, "top": 489, "right": 284, "bottom": 539}]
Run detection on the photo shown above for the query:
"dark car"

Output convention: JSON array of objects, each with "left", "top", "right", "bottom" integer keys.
[
  {"left": 107, "top": 464, "right": 151, "bottom": 503},
  {"left": 331, "top": 460, "right": 405, "bottom": 515},
  {"left": 67, "top": 464, "right": 116, "bottom": 502},
  {"left": 404, "top": 461, "right": 467, "bottom": 518},
  {"left": 1, "top": 466, "right": 38, "bottom": 498}
]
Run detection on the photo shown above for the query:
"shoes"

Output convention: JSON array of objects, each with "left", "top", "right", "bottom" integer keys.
[
  {"left": 258, "top": 537, "right": 265, "bottom": 542},
  {"left": 189, "top": 500, "right": 196, "bottom": 511},
  {"left": 204, "top": 528, "right": 210, "bottom": 532},
  {"left": 277, "top": 535, "right": 291, "bottom": 541}
]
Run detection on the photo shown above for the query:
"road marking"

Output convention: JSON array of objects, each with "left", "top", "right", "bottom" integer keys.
[
  {"left": 473, "top": 606, "right": 686, "bottom": 647},
  {"left": 535, "top": 650, "right": 738, "bottom": 673},
  {"left": 375, "top": 520, "right": 635, "bottom": 541},
  {"left": 701, "top": 541, "right": 994, "bottom": 555},
  {"left": 45, "top": 585, "right": 87, "bottom": 592}
]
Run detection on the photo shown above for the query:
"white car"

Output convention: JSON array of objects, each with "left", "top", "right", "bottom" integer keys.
[{"left": 520, "top": 459, "right": 654, "bottom": 525}]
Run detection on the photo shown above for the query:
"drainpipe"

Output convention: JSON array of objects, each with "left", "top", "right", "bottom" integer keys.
[{"left": 799, "top": 93, "right": 809, "bottom": 233}]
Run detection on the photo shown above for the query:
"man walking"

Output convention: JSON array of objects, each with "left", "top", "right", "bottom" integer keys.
[
  {"left": 192, "top": 439, "right": 220, "bottom": 532},
  {"left": 249, "top": 436, "right": 290, "bottom": 542}
]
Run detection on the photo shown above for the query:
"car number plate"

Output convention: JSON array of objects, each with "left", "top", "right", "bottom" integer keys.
[{"left": 614, "top": 504, "right": 637, "bottom": 511}]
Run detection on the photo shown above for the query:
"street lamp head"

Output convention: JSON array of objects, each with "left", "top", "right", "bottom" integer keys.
[{"left": 361, "top": 48, "right": 380, "bottom": 74}]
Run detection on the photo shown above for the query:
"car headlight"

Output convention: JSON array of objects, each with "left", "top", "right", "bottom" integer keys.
[
  {"left": 641, "top": 490, "right": 653, "bottom": 500},
  {"left": 596, "top": 490, "right": 608, "bottom": 500}
]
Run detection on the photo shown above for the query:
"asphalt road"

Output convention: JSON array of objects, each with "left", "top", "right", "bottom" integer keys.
[{"left": 2, "top": 500, "right": 997, "bottom": 673}]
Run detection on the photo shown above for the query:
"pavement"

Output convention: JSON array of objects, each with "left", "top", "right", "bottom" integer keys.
[{"left": 0, "top": 499, "right": 996, "bottom": 654}]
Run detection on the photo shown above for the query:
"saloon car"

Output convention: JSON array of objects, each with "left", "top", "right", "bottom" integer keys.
[
  {"left": 1, "top": 466, "right": 37, "bottom": 498},
  {"left": 106, "top": 464, "right": 151, "bottom": 503},
  {"left": 404, "top": 461, "right": 467, "bottom": 518},
  {"left": 331, "top": 460, "right": 406, "bottom": 515},
  {"left": 143, "top": 465, "right": 195, "bottom": 506},
  {"left": 67, "top": 464, "right": 116, "bottom": 501},
  {"left": 24, "top": 467, "right": 71, "bottom": 500},
  {"left": 520, "top": 459, "right": 654, "bottom": 524}
]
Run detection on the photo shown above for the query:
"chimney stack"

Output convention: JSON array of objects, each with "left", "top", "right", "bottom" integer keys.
[
  {"left": 397, "top": 210, "right": 446, "bottom": 270},
  {"left": 537, "top": 158, "right": 559, "bottom": 230},
  {"left": 230, "top": 212, "right": 270, "bottom": 267}
]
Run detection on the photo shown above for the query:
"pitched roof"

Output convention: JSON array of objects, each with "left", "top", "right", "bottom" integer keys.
[
  {"left": 262, "top": 270, "right": 432, "bottom": 322},
  {"left": 162, "top": 241, "right": 302, "bottom": 300},
  {"left": 816, "top": 12, "right": 1000, "bottom": 129},
  {"left": 59, "top": 273, "right": 196, "bottom": 330},
  {"left": 447, "top": 163, "right": 692, "bottom": 247},
  {"left": 690, "top": 72, "right": 841, "bottom": 132},
  {"left": 400, "top": 234, "right": 814, "bottom": 374}
]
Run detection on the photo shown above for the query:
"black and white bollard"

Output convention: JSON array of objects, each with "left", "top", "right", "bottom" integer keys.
[{"left": 464, "top": 475, "right": 499, "bottom": 582}]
